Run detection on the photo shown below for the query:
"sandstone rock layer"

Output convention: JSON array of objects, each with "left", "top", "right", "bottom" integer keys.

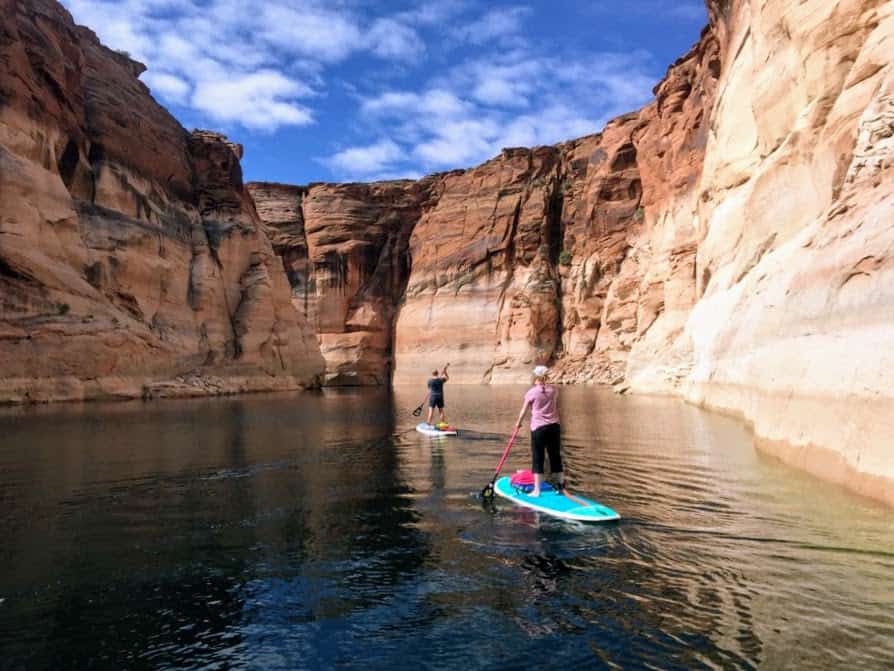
[
  {"left": 249, "top": 179, "right": 432, "bottom": 385},
  {"left": 0, "top": 0, "right": 324, "bottom": 402}
]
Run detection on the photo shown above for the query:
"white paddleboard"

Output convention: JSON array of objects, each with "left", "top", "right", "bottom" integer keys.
[{"left": 415, "top": 423, "right": 458, "bottom": 436}]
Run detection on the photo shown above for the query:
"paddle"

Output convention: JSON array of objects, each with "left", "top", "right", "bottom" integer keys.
[
  {"left": 481, "top": 425, "right": 521, "bottom": 499},
  {"left": 411, "top": 394, "right": 428, "bottom": 417}
]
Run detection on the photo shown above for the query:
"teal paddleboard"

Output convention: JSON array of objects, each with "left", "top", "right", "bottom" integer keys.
[{"left": 493, "top": 476, "right": 620, "bottom": 522}]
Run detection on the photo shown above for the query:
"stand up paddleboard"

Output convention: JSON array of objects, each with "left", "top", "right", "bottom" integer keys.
[
  {"left": 493, "top": 476, "right": 619, "bottom": 522},
  {"left": 416, "top": 423, "right": 458, "bottom": 436}
]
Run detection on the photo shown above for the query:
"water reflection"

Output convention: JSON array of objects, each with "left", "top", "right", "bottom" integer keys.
[{"left": 0, "top": 387, "right": 891, "bottom": 669}]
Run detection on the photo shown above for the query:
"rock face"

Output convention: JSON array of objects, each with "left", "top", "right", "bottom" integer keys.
[
  {"left": 0, "top": 0, "right": 324, "bottom": 402},
  {"left": 672, "top": 0, "right": 894, "bottom": 505},
  {"left": 255, "top": 28, "right": 722, "bottom": 388},
  {"left": 252, "top": 0, "right": 894, "bottom": 505},
  {"left": 248, "top": 179, "right": 433, "bottom": 385}
]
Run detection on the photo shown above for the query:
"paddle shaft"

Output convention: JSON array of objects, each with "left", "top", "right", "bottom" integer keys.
[{"left": 490, "top": 425, "right": 521, "bottom": 485}]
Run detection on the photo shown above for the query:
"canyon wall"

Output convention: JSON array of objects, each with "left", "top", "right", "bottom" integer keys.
[
  {"left": 248, "top": 179, "right": 434, "bottom": 385},
  {"left": 252, "top": 18, "right": 722, "bottom": 388},
  {"left": 0, "top": 0, "right": 324, "bottom": 402},
  {"left": 673, "top": 0, "right": 894, "bottom": 504}
]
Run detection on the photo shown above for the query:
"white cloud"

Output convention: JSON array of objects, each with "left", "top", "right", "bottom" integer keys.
[
  {"left": 362, "top": 89, "right": 470, "bottom": 120},
  {"left": 463, "top": 58, "right": 543, "bottom": 107},
  {"left": 142, "top": 71, "right": 190, "bottom": 104},
  {"left": 62, "top": 0, "right": 671, "bottom": 180},
  {"left": 456, "top": 6, "right": 532, "bottom": 46},
  {"left": 192, "top": 71, "right": 314, "bottom": 130},
  {"left": 61, "top": 0, "right": 433, "bottom": 133},
  {"left": 344, "top": 47, "right": 657, "bottom": 176},
  {"left": 324, "top": 140, "right": 406, "bottom": 176},
  {"left": 473, "top": 77, "right": 524, "bottom": 107},
  {"left": 367, "top": 19, "right": 426, "bottom": 61},
  {"left": 413, "top": 118, "right": 503, "bottom": 166},
  {"left": 256, "top": 3, "right": 363, "bottom": 62},
  {"left": 397, "top": 1, "right": 469, "bottom": 27},
  {"left": 495, "top": 105, "right": 602, "bottom": 149}
]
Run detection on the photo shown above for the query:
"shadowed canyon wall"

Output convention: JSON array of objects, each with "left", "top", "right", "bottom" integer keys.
[
  {"left": 248, "top": 179, "right": 434, "bottom": 385},
  {"left": 2, "top": 0, "right": 892, "bottom": 503},
  {"left": 0, "top": 0, "right": 324, "bottom": 401}
]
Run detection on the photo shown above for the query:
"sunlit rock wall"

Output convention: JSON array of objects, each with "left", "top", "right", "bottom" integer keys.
[
  {"left": 0, "top": 0, "right": 324, "bottom": 402},
  {"left": 674, "top": 0, "right": 894, "bottom": 503}
]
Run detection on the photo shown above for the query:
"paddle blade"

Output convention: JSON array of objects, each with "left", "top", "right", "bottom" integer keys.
[
  {"left": 481, "top": 482, "right": 495, "bottom": 499},
  {"left": 412, "top": 406, "right": 422, "bottom": 416}
]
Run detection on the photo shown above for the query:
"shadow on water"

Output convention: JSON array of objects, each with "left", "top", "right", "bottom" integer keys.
[{"left": 0, "top": 386, "right": 892, "bottom": 669}]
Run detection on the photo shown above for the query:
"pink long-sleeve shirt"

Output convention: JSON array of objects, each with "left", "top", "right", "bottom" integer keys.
[{"left": 524, "top": 384, "right": 560, "bottom": 431}]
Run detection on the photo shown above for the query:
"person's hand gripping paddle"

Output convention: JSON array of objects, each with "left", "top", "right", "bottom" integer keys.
[{"left": 481, "top": 425, "right": 521, "bottom": 499}]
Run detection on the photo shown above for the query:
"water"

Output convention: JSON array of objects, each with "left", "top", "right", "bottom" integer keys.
[{"left": 0, "top": 386, "right": 891, "bottom": 670}]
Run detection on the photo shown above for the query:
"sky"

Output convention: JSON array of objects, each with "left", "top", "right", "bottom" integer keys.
[{"left": 61, "top": 0, "right": 708, "bottom": 185}]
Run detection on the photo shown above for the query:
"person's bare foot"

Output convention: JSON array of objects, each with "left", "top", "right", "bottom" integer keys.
[{"left": 529, "top": 489, "right": 541, "bottom": 498}]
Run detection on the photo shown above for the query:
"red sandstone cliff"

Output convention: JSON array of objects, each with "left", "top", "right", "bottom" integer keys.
[
  {"left": 0, "top": 0, "right": 324, "bottom": 401},
  {"left": 248, "top": 179, "right": 434, "bottom": 385},
  {"left": 250, "top": 23, "right": 721, "bottom": 388}
]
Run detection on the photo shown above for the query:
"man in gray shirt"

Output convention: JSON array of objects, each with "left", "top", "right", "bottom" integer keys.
[{"left": 425, "top": 364, "right": 450, "bottom": 427}]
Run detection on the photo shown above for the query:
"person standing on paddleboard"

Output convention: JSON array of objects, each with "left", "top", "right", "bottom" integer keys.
[
  {"left": 425, "top": 364, "right": 450, "bottom": 426},
  {"left": 514, "top": 365, "right": 564, "bottom": 497}
]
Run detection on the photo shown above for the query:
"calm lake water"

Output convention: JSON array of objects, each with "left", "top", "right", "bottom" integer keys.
[{"left": 0, "top": 386, "right": 891, "bottom": 670}]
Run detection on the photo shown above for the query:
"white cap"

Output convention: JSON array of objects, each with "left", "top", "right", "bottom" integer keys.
[{"left": 533, "top": 365, "right": 549, "bottom": 377}]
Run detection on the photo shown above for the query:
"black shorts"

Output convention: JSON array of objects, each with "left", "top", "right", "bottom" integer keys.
[
  {"left": 429, "top": 396, "right": 444, "bottom": 409},
  {"left": 531, "top": 423, "right": 562, "bottom": 475}
]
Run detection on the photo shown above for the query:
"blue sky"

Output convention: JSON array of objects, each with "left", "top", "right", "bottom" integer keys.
[{"left": 61, "top": 1, "right": 707, "bottom": 184}]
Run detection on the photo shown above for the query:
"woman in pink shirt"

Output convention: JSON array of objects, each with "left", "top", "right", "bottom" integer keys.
[{"left": 514, "top": 365, "right": 564, "bottom": 497}]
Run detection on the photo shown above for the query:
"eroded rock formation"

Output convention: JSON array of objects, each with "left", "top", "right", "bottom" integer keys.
[
  {"left": 253, "top": 25, "right": 722, "bottom": 388},
  {"left": 0, "top": 0, "right": 324, "bottom": 402},
  {"left": 673, "top": 0, "right": 894, "bottom": 505},
  {"left": 248, "top": 179, "right": 434, "bottom": 385}
]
